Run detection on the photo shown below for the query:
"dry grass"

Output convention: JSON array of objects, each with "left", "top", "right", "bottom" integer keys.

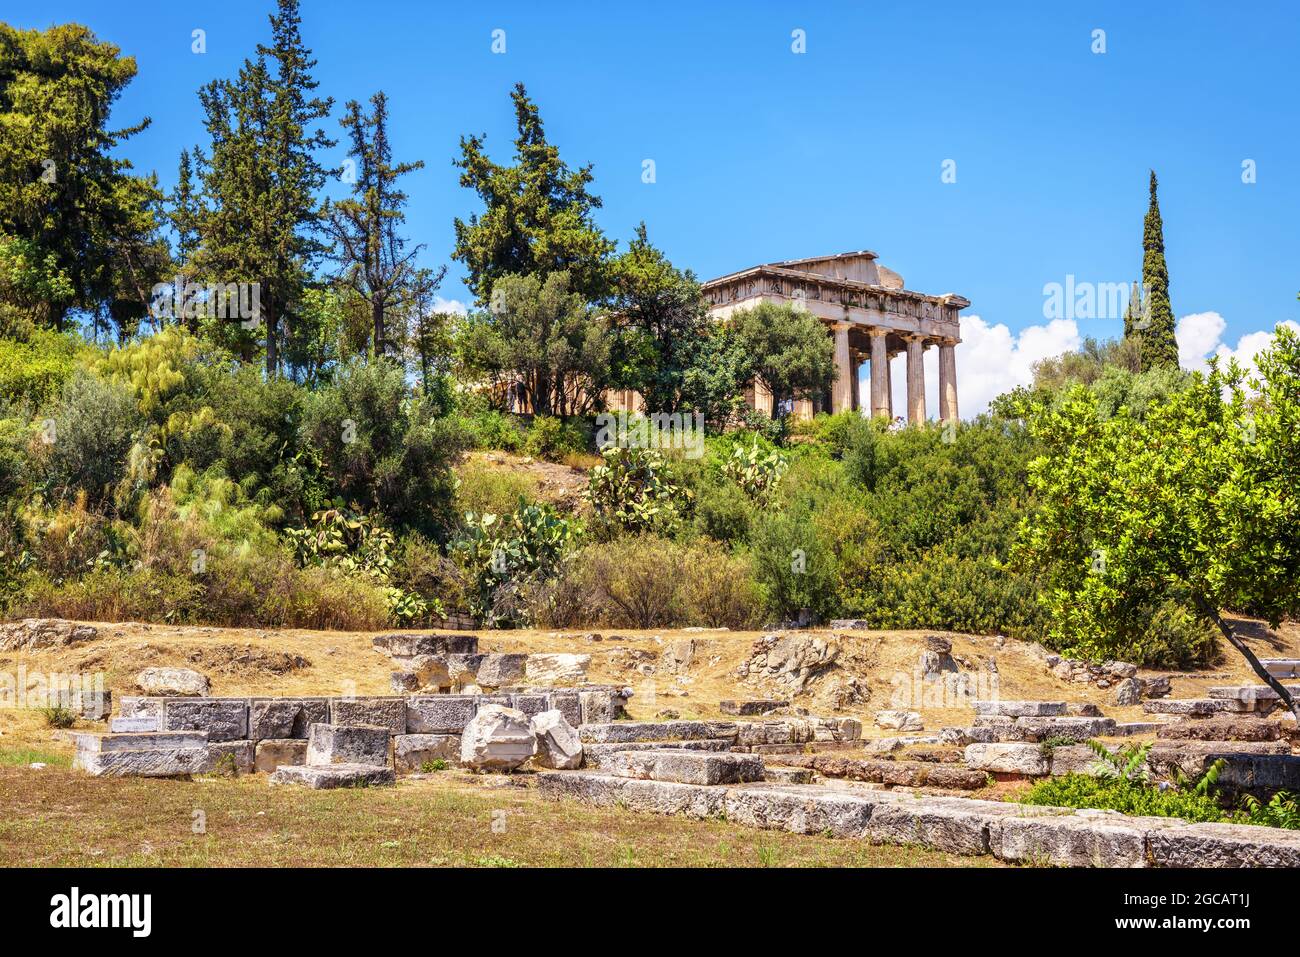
[{"left": 0, "top": 765, "right": 1000, "bottom": 868}]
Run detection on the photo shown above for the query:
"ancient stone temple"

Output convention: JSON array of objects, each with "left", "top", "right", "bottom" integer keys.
[{"left": 702, "top": 251, "right": 968, "bottom": 423}]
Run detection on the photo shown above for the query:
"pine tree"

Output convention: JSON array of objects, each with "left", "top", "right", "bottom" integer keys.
[
  {"left": 194, "top": 0, "right": 334, "bottom": 375},
  {"left": 452, "top": 83, "right": 614, "bottom": 304},
  {"left": 1135, "top": 170, "right": 1179, "bottom": 371},
  {"left": 323, "top": 91, "right": 429, "bottom": 360}
]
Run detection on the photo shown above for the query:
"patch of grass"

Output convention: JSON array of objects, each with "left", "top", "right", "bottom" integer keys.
[
  {"left": 420, "top": 759, "right": 449, "bottom": 773},
  {"left": 0, "top": 768, "right": 1004, "bottom": 867},
  {"left": 39, "top": 707, "right": 77, "bottom": 729},
  {"left": 0, "top": 748, "right": 71, "bottom": 768}
]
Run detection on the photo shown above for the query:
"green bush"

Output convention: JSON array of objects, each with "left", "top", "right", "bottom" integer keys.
[
  {"left": 538, "top": 535, "right": 760, "bottom": 629},
  {"left": 454, "top": 462, "right": 539, "bottom": 517},
  {"left": 39, "top": 371, "right": 142, "bottom": 506},
  {"left": 1018, "top": 773, "right": 1227, "bottom": 823},
  {"left": 691, "top": 474, "right": 755, "bottom": 545},
  {"left": 585, "top": 447, "right": 692, "bottom": 539},
  {"left": 0, "top": 330, "right": 87, "bottom": 409},
  {"left": 40, "top": 706, "right": 77, "bottom": 729},
  {"left": 524, "top": 415, "right": 588, "bottom": 461}
]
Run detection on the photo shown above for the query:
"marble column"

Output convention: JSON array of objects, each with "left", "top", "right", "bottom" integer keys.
[
  {"left": 849, "top": 353, "right": 861, "bottom": 412},
  {"left": 885, "top": 352, "right": 894, "bottom": 418},
  {"left": 753, "top": 378, "right": 774, "bottom": 417},
  {"left": 869, "top": 329, "right": 889, "bottom": 418},
  {"left": 906, "top": 335, "right": 927, "bottom": 425},
  {"left": 938, "top": 338, "right": 959, "bottom": 424},
  {"left": 831, "top": 322, "right": 853, "bottom": 413}
]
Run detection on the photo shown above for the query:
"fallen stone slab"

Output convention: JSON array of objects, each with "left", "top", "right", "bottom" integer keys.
[
  {"left": 764, "top": 766, "right": 814, "bottom": 785},
  {"left": 372, "top": 632, "right": 478, "bottom": 658},
  {"left": 74, "top": 730, "right": 208, "bottom": 753},
  {"left": 866, "top": 793, "right": 1047, "bottom": 856},
  {"left": 964, "top": 743, "right": 1050, "bottom": 776},
  {"left": 1208, "top": 685, "right": 1300, "bottom": 702},
  {"left": 255, "top": 738, "right": 307, "bottom": 774},
  {"left": 118, "top": 696, "right": 164, "bottom": 720},
  {"left": 248, "top": 697, "right": 329, "bottom": 741},
  {"left": 578, "top": 720, "right": 738, "bottom": 745},
  {"left": 460, "top": 704, "right": 536, "bottom": 772},
  {"left": 475, "top": 653, "right": 529, "bottom": 689},
  {"left": 135, "top": 667, "right": 210, "bottom": 697},
  {"left": 721, "top": 699, "right": 791, "bottom": 716},
  {"left": 1114, "top": 722, "right": 1165, "bottom": 737},
  {"left": 1148, "top": 820, "right": 1300, "bottom": 867},
  {"left": 406, "top": 695, "right": 478, "bottom": 734},
  {"left": 328, "top": 697, "right": 406, "bottom": 736},
  {"left": 772, "top": 753, "right": 987, "bottom": 790},
  {"left": 609, "top": 749, "right": 764, "bottom": 785},
  {"left": 874, "top": 710, "right": 923, "bottom": 731},
  {"left": 582, "top": 739, "right": 733, "bottom": 769},
  {"left": 393, "top": 733, "right": 460, "bottom": 774},
  {"left": 531, "top": 710, "right": 583, "bottom": 770},
  {"left": 75, "top": 747, "right": 213, "bottom": 777},
  {"left": 723, "top": 783, "right": 878, "bottom": 838},
  {"left": 52, "top": 687, "right": 112, "bottom": 720},
  {"left": 306, "top": 723, "right": 390, "bottom": 767},
  {"left": 1143, "top": 698, "right": 1263, "bottom": 716},
  {"left": 537, "top": 770, "right": 726, "bottom": 818},
  {"left": 735, "top": 719, "right": 813, "bottom": 747},
  {"left": 973, "top": 700, "right": 1067, "bottom": 717},
  {"left": 269, "top": 763, "right": 395, "bottom": 789},
  {"left": 992, "top": 810, "right": 1182, "bottom": 867},
  {"left": 1014, "top": 716, "right": 1117, "bottom": 743},
  {"left": 208, "top": 740, "right": 255, "bottom": 774},
  {"left": 162, "top": 698, "right": 249, "bottom": 742},
  {"left": 1157, "top": 717, "right": 1282, "bottom": 742},
  {"left": 525, "top": 653, "right": 590, "bottom": 685},
  {"left": 1261, "top": 659, "right": 1300, "bottom": 679},
  {"left": 1048, "top": 744, "right": 1108, "bottom": 776}
]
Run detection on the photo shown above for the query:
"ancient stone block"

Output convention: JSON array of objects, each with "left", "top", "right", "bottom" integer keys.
[
  {"left": 611, "top": 750, "right": 763, "bottom": 785},
  {"left": 1214, "top": 754, "right": 1300, "bottom": 792},
  {"left": 578, "top": 720, "right": 738, "bottom": 744},
  {"left": 720, "top": 699, "right": 790, "bottom": 716},
  {"left": 75, "top": 730, "right": 208, "bottom": 753},
  {"left": 474, "top": 654, "right": 529, "bottom": 689},
  {"left": 1148, "top": 740, "right": 1289, "bottom": 776},
  {"left": 328, "top": 697, "right": 406, "bottom": 736},
  {"left": 764, "top": 766, "right": 814, "bottom": 785},
  {"left": 866, "top": 795, "right": 1000, "bottom": 855},
  {"left": 1156, "top": 717, "right": 1282, "bottom": 742},
  {"left": 1143, "top": 698, "right": 1251, "bottom": 716},
  {"left": 525, "top": 653, "right": 590, "bottom": 685},
  {"left": 248, "top": 697, "right": 329, "bottom": 741},
  {"left": 578, "top": 688, "right": 617, "bottom": 724},
  {"left": 135, "top": 667, "right": 210, "bottom": 697},
  {"left": 991, "top": 811, "right": 1166, "bottom": 867},
  {"left": 306, "top": 723, "right": 390, "bottom": 767},
  {"left": 109, "top": 716, "right": 159, "bottom": 733},
  {"left": 964, "top": 743, "right": 1050, "bottom": 776},
  {"left": 537, "top": 771, "right": 726, "bottom": 818},
  {"left": 406, "top": 695, "right": 477, "bottom": 733},
  {"left": 371, "top": 632, "right": 478, "bottom": 658},
  {"left": 460, "top": 704, "right": 536, "bottom": 772},
  {"left": 1048, "top": 744, "right": 1108, "bottom": 776},
  {"left": 874, "top": 710, "right": 923, "bottom": 731},
  {"left": 162, "top": 698, "right": 249, "bottom": 742},
  {"left": 531, "top": 710, "right": 583, "bottom": 770},
  {"left": 1014, "top": 716, "right": 1116, "bottom": 742},
  {"left": 269, "top": 763, "right": 395, "bottom": 789},
  {"left": 723, "top": 785, "right": 876, "bottom": 838},
  {"left": 75, "top": 746, "right": 213, "bottom": 777},
  {"left": 393, "top": 733, "right": 459, "bottom": 774},
  {"left": 545, "top": 690, "right": 583, "bottom": 728},
  {"left": 1147, "top": 821, "right": 1300, "bottom": 867},
  {"left": 208, "top": 740, "right": 255, "bottom": 774},
  {"left": 581, "top": 739, "right": 733, "bottom": 769},
  {"left": 508, "top": 693, "right": 550, "bottom": 718},
  {"left": 255, "top": 738, "right": 307, "bottom": 774},
  {"left": 118, "top": 696, "right": 164, "bottom": 719}
]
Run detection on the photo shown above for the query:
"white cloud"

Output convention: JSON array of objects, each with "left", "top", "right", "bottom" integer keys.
[
  {"left": 878, "top": 314, "right": 1081, "bottom": 418},
  {"left": 432, "top": 296, "right": 468, "bottom": 316},
  {"left": 1177, "top": 312, "right": 1300, "bottom": 380}
]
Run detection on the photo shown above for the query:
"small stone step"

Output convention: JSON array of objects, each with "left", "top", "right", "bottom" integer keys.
[
  {"left": 75, "top": 731, "right": 208, "bottom": 753},
  {"left": 607, "top": 749, "right": 763, "bottom": 785},
  {"left": 973, "top": 700, "right": 1067, "bottom": 717},
  {"left": 720, "top": 699, "right": 791, "bottom": 716},
  {"left": 1157, "top": 717, "right": 1283, "bottom": 742},
  {"left": 108, "top": 716, "right": 160, "bottom": 733},
  {"left": 764, "top": 766, "right": 814, "bottom": 785},
  {"left": 1114, "top": 721, "right": 1165, "bottom": 736},
  {"left": 268, "top": 763, "right": 396, "bottom": 789}
]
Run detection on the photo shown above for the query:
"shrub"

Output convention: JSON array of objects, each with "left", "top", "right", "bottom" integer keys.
[
  {"left": 1018, "top": 773, "right": 1226, "bottom": 824},
  {"left": 585, "top": 447, "right": 692, "bottom": 539},
  {"left": 524, "top": 415, "right": 588, "bottom": 462},
  {"left": 40, "top": 706, "right": 77, "bottom": 729},
  {"left": 538, "top": 536, "right": 760, "bottom": 629},
  {"left": 691, "top": 475, "right": 755, "bottom": 545},
  {"left": 454, "top": 462, "right": 539, "bottom": 517},
  {"left": 0, "top": 330, "right": 87, "bottom": 409},
  {"left": 39, "top": 371, "right": 141, "bottom": 506},
  {"left": 721, "top": 437, "right": 788, "bottom": 502}
]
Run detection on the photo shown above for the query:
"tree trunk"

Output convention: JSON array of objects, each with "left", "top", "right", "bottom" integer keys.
[
  {"left": 264, "top": 292, "right": 279, "bottom": 378},
  {"left": 372, "top": 299, "right": 385, "bottom": 359},
  {"left": 1197, "top": 597, "right": 1300, "bottom": 723}
]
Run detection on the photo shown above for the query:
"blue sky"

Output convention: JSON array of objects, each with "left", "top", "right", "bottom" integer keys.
[{"left": 8, "top": 0, "right": 1299, "bottom": 412}]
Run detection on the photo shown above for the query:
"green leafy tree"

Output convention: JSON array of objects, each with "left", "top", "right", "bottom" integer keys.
[
  {"left": 452, "top": 83, "right": 614, "bottom": 304},
  {"left": 456, "top": 271, "right": 610, "bottom": 416},
  {"left": 194, "top": 0, "right": 334, "bottom": 375},
  {"left": 606, "top": 222, "right": 708, "bottom": 412},
  {"left": 1014, "top": 326, "right": 1300, "bottom": 717},
  {"left": 323, "top": 91, "right": 433, "bottom": 359},
  {"left": 0, "top": 23, "right": 166, "bottom": 333},
  {"left": 730, "top": 302, "right": 836, "bottom": 420}
]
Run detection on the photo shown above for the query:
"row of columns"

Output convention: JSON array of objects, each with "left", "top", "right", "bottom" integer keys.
[{"left": 835, "top": 323, "right": 959, "bottom": 424}]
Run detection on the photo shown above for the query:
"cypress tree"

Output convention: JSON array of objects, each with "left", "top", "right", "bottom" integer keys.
[{"left": 1136, "top": 170, "right": 1179, "bottom": 370}]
